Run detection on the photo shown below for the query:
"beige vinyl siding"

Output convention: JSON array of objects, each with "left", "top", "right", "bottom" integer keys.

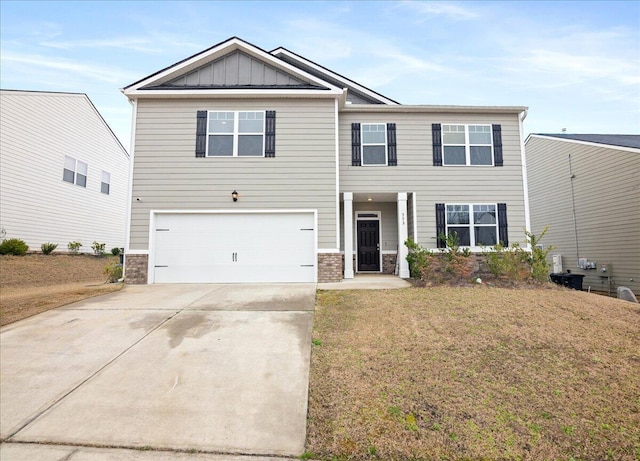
[
  {"left": 129, "top": 98, "right": 337, "bottom": 250},
  {"left": 339, "top": 112, "right": 527, "bottom": 249},
  {"left": 0, "top": 91, "right": 129, "bottom": 252},
  {"left": 526, "top": 136, "right": 640, "bottom": 295}
]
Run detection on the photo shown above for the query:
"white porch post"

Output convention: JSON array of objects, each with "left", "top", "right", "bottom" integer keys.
[
  {"left": 397, "top": 192, "right": 410, "bottom": 278},
  {"left": 343, "top": 192, "right": 354, "bottom": 279}
]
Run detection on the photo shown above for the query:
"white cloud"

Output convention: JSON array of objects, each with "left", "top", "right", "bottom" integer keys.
[
  {"left": 2, "top": 53, "right": 138, "bottom": 84},
  {"left": 39, "top": 37, "right": 161, "bottom": 54},
  {"left": 399, "top": 1, "right": 480, "bottom": 20}
]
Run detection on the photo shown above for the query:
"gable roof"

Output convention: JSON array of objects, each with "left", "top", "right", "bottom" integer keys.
[
  {"left": 0, "top": 89, "right": 129, "bottom": 158},
  {"left": 122, "top": 36, "right": 344, "bottom": 98},
  {"left": 531, "top": 133, "right": 640, "bottom": 150},
  {"left": 270, "top": 47, "right": 399, "bottom": 105}
]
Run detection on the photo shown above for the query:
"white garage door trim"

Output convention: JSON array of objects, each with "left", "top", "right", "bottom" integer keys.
[{"left": 147, "top": 209, "right": 318, "bottom": 284}]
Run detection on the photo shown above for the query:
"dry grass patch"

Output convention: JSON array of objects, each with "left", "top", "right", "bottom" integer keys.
[
  {"left": 1, "top": 254, "right": 122, "bottom": 326},
  {"left": 307, "top": 287, "right": 640, "bottom": 461}
]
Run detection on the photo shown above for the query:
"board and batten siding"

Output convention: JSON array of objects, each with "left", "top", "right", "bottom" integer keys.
[
  {"left": 129, "top": 98, "right": 337, "bottom": 250},
  {"left": 339, "top": 111, "right": 527, "bottom": 249},
  {"left": 0, "top": 91, "right": 129, "bottom": 252},
  {"left": 526, "top": 136, "right": 640, "bottom": 295}
]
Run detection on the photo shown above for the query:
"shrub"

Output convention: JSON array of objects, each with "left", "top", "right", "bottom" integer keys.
[
  {"left": 483, "top": 227, "right": 555, "bottom": 283},
  {"left": 41, "top": 242, "right": 58, "bottom": 255},
  {"left": 405, "top": 237, "right": 432, "bottom": 279},
  {"left": 111, "top": 247, "right": 121, "bottom": 256},
  {"left": 405, "top": 233, "right": 473, "bottom": 284},
  {"left": 68, "top": 241, "right": 82, "bottom": 254},
  {"left": 91, "top": 241, "right": 106, "bottom": 256},
  {"left": 103, "top": 261, "right": 123, "bottom": 283},
  {"left": 0, "top": 238, "right": 29, "bottom": 256}
]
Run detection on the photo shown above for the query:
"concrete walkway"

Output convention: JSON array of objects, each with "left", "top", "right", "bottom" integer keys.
[
  {"left": 318, "top": 274, "right": 411, "bottom": 290},
  {"left": 0, "top": 284, "right": 315, "bottom": 459}
]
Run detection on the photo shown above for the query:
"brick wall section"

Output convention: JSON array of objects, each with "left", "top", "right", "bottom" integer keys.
[
  {"left": 318, "top": 253, "right": 342, "bottom": 282},
  {"left": 382, "top": 254, "right": 397, "bottom": 274},
  {"left": 125, "top": 254, "right": 148, "bottom": 284}
]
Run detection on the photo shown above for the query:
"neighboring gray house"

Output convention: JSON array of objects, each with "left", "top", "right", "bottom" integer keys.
[
  {"left": 121, "top": 37, "right": 530, "bottom": 284},
  {"left": 526, "top": 134, "right": 640, "bottom": 295},
  {"left": 0, "top": 90, "right": 130, "bottom": 253}
]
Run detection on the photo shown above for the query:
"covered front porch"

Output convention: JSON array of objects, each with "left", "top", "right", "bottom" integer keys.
[{"left": 341, "top": 192, "right": 415, "bottom": 280}]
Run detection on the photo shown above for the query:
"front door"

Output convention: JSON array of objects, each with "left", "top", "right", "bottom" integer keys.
[{"left": 357, "top": 220, "right": 380, "bottom": 271}]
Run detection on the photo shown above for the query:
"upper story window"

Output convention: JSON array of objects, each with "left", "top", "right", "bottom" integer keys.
[
  {"left": 446, "top": 203, "right": 497, "bottom": 246},
  {"left": 351, "top": 123, "right": 397, "bottom": 166},
  {"left": 207, "top": 111, "right": 264, "bottom": 157},
  {"left": 362, "top": 124, "right": 387, "bottom": 165},
  {"left": 442, "top": 124, "right": 493, "bottom": 166},
  {"left": 101, "top": 171, "right": 111, "bottom": 194},
  {"left": 63, "top": 156, "right": 87, "bottom": 187}
]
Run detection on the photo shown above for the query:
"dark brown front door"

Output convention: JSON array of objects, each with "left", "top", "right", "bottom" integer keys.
[{"left": 357, "top": 220, "right": 380, "bottom": 271}]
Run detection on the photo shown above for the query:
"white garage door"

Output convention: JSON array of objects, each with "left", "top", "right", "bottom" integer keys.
[{"left": 152, "top": 212, "right": 316, "bottom": 283}]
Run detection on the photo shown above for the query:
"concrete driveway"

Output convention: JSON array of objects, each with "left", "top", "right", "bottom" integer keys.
[{"left": 0, "top": 284, "right": 315, "bottom": 459}]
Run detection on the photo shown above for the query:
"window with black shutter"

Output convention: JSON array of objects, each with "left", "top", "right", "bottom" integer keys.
[{"left": 195, "top": 110, "right": 275, "bottom": 157}]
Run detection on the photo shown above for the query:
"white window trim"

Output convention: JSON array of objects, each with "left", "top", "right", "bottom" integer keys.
[
  {"left": 445, "top": 203, "right": 498, "bottom": 250},
  {"left": 361, "top": 123, "right": 388, "bottom": 166},
  {"left": 205, "top": 110, "right": 265, "bottom": 158},
  {"left": 442, "top": 124, "right": 494, "bottom": 166},
  {"left": 101, "top": 171, "right": 111, "bottom": 195},
  {"left": 63, "top": 155, "right": 88, "bottom": 188}
]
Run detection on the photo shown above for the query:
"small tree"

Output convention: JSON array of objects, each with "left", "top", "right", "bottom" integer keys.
[{"left": 524, "top": 226, "right": 555, "bottom": 282}]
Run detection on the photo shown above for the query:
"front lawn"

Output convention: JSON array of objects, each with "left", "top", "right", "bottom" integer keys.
[{"left": 307, "top": 287, "right": 640, "bottom": 460}]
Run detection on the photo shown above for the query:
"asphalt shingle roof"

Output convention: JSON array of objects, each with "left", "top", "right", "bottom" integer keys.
[{"left": 536, "top": 133, "right": 640, "bottom": 149}]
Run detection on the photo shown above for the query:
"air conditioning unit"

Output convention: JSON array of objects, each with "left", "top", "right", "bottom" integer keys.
[{"left": 552, "top": 254, "right": 562, "bottom": 273}]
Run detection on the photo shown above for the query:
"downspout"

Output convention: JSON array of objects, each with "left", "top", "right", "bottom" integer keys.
[
  {"left": 123, "top": 98, "right": 137, "bottom": 276},
  {"left": 568, "top": 154, "right": 580, "bottom": 263},
  {"left": 518, "top": 109, "right": 532, "bottom": 247}
]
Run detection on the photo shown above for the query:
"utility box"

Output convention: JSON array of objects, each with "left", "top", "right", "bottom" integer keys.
[
  {"left": 600, "top": 263, "right": 612, "bottom": 274},
  {"left": 552, "top": 254, "right": 562, "bottom": 274}
]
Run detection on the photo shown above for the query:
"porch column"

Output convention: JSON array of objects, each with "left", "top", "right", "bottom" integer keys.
[
  {"left": 397, "top": 192, "right": 410, "bottom": 278},
  {"left": 343, "top": 192, "right": 354, "bottom": 279}
]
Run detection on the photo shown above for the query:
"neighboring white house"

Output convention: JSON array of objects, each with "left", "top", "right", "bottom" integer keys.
[
  {"left": 0, "top": 90, "right": 130, "bottom": 253},
  {"left": 526, "top": 133, "right": 640, "bottom": 295}
]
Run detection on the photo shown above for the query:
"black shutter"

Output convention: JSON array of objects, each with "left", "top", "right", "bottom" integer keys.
[
  {"left": 195, "top": 111, "right": 207, "bottom": 158},
  {"left": 265, "top": 110, "right": 276, "bottom": 157},
  {"left": 436, "top": 203, "right": 446, "bottom": 248},
  {"left": 492, "top": 124, "right": 503, "bottom": 167},
  {"left": 387, "top": 123, "right": 397, "bottom": 166},
  {"left": 432, "top": 123, "right": 442, "bottom": 166},
  {"left": 497, "top": 203, "right": 508, "bottom": 246},
  {"left": 351, "top": 123, "right": 361, "bottom": 166}
]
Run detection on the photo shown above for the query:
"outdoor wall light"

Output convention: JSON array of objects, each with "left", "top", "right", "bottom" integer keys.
[{"left": 232, "top": 190, "right": 238, "bottom": 202}]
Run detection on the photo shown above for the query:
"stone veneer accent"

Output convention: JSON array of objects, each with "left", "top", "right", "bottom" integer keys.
[
  {"left": 318, "top": 253, "right": 342, "bottom": 283},
  {"left": 125, "top": 254, "right": 149, "bottom": 284},
  {"left": 382, "top": 254, "right": 397, "bottom": 274}
]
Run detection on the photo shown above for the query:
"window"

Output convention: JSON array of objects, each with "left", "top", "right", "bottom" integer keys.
[
  {"left": 63, "top": 156, "right": 87, "bottom": 187},
  {"left": 362, "top": 124, "right": 387, "bottom": 165},
  {"left": 206, "top": 111, "right": 264, "bottom": 157},
  {"left": 446, "top": 204, "right": 497, "bottom": 247},
  {"left": 442, "top": 124, "right": 493, "bottom": 166},
  {"left": 101, "top": 171, "right": 111, "bottom": 194},
  {"left": 351, "top": 123, "right": 397, "bottom": 166}
]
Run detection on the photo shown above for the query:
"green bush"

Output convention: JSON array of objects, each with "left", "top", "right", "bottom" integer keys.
[
  {"left": 91, "top": 241, "right": 106, "bottom": 256},
  {"left": 68, "top": 241, "right": 82, "bottom": 254},
  {"left": 405, "top": 237, "right": 432, "bottom": 278},
  {"left": 41, "top": 242, "right": 58, "bottom": 255},
  {"left": 405, "top": 233, "right": 473, "bottom": 284},
  {"left": 111, "top": 247, "right": 121, "bottom": 256},
  {"left": 103, "top": 262, "right": 123, "bottom": 282},
  {"left": 0, "top": 238, "right": 29, "bottom": 255},
  {"left": 483, "top": 227, "right": 555, "bottom": 283}
]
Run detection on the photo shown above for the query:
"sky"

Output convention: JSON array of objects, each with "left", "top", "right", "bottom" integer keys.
[{"left": 1, "top": 1, "right": 639, "bottom": 149}]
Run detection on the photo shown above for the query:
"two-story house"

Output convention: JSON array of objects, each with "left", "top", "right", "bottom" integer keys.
[{"left": 121, "top": 37, "right": 529, "bottom": 284}]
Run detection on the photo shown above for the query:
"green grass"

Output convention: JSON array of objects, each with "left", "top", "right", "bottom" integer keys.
[{"left": 306, "top": 286, "right": 640, "bottom": 460}]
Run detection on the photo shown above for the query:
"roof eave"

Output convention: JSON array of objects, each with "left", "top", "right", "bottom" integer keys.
[{"left": 341, "top": 104, "right": 529, "bottom": 114}]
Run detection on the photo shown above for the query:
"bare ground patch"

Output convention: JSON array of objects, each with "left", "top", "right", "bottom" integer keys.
[
  {"left": 307, "top": 287, "right": 640, "bottom": 460},
  {"left": 1, "top": 254, "right": 122, "bottom": 326}
]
